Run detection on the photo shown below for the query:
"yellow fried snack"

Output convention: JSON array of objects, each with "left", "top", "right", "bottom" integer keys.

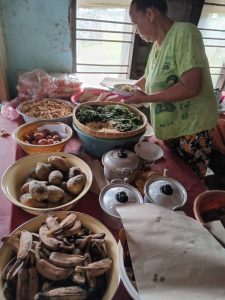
[{"left": 134, "top": 169, "right": 163, "bottom": 195}]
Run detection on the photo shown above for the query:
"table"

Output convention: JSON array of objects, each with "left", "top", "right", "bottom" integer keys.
[{"left": 0, "top": 114, "right": 207, "bottom": 299}]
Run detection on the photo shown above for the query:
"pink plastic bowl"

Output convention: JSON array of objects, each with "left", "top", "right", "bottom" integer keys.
[{"left": 71, "top": 88, "right": 114, "bottom": 103}]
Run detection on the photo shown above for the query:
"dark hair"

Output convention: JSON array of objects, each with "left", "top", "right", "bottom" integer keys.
[{"left": 130, "top": 0, "right": 168, "bottom": 15}]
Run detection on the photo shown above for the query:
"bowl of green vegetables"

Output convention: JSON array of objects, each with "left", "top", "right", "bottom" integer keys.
[{"left": 72, "top": 102, "right": 147, "bottom": 157}]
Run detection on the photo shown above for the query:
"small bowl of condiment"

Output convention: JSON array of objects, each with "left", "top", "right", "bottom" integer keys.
[
  {"left": 13, "top": 121, "right": 73, "bottom": 154},
  {"left": 134, "top": 141, "right": 164, "bottom": 164},
  {"left": 193, "top": 190, "right": 225, "bottom": 224},
  {"left": 113, "top": 84, "right": 139, "bottom": 98}
]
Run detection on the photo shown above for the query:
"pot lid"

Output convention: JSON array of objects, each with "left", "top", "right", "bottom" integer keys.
[
  {"left": 99, "top": 182, "right": 143, "bottom": 219},
  {"left": 144, "top": 176, "right": 187, "bottom": 210},
  {"left": 102, "top": 148, "right": 140, "bottom": 172}
]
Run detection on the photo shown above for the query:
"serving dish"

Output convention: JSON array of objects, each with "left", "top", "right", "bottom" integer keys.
[
  {"left": 16, "top": 98, "right": 75, "bottom": 124},
  {"left": 1, "top": 152, "right": 92, "bottom": 215},
  {"left": 134, "top": 141, "right": 163, "bottom": 163},
  {"left": 73, "top": 123, "right": 144, "bottom": 158},
  {"left": 73, "top": 101, "right": 147, "bottom": 139},
  {"left": 113, "top": 84, "right": 138, "bottom": 98},
  {"left": 12, "top": 121, "right": 73, "bottom": 154},
  {"left": 0, "top": 211, "right": 120, "bottom": 300},
  {"left": 193, "top": 190, "right": 225, "bottom": 224},
  {"left": 71, "top": 87, "right": 113, "bottom": 103}
]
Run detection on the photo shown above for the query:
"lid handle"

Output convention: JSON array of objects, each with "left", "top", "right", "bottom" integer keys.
[
  {"left": 118, "top": 149, "right": 128, "bottom": 159},
  {"left": 160, "top": 184, "right": 173, "bottom": 195},
  {"left": 115, "top": 191, "right": 129, "bottom": 203}
]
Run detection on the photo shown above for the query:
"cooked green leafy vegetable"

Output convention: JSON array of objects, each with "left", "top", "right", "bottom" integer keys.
[{"left": 76, "top": 105, "right": 143, "bottom": 132}]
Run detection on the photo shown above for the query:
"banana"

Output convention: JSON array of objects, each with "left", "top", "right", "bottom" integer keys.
[
  {"left": 28, "top": 254, "right": 38, "bottom": 300},
  {"left": 16, "top": 265, "right": 29, "bottom": 300},
  {"left": 49, "top": 252, "right": 86, "bottom": 268},
  {"left": 74, "top": 236, "right": 91, "bottom": 250},
  {"left": 34, "top": 286, "right": 87, "bottom": 300},
  {"left": 1, "top": 233, "right": 20, "bottom": 253},
  {"left": 75, "top": 258, "right": 112, "bottom": 277},
  {"left": 36, "top": 258, "right": 73, "bottom": 281},
  {"left": 59, "top": 220, "right": 82, "bottom": 237},
  {"left": 90, "top": 233, "right": 105, "bottom": 239},
  {"left": 39, "top": 225, "right": 61, "bottom": 251},
  {"left": 71, "top": 271, "right": 86, "bottom": 286},
  {"left": 46, "top": 214, "right": 60, "bottom": 231},
  {"left": 1, "top": 257, "right": 16, "bottom": 281},
  {"left": 59, "top": 243, "right": 74, "bottom": 252},
  {"left": 50, "top": 213, "right": 77, "bottom": 235},
  {"left": 17, "top": 230, "right": 33, "bottom": 261}
]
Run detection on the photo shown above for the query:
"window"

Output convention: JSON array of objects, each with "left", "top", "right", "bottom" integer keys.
[
  {"left": 72, "top": 0, "right": 135, "bottom": 85},
  {"left": 198, "top": 0, "right": 225, "bottom": 88}
]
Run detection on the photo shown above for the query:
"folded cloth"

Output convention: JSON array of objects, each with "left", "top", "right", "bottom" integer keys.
[{"left": 117, "top": 203, "right": 225, "bottom": 300}]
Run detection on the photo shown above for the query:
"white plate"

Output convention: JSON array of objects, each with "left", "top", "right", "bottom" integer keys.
[{"left": 134, "top": 141, "right": 163, "bottom": 162}]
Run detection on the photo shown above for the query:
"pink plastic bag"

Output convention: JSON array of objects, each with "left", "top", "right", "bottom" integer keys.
[
  {"left": 16, "top": 69, "right": 54, "bottom": 101},
  {"left": 1, "top": 101, "right": 19, "bottom": 120},
  {"left": 16, "top": 69, "right": 83, "bottom": 101},
  {"left": 49, "top": 73, "right": 82, "bottom": 99}
]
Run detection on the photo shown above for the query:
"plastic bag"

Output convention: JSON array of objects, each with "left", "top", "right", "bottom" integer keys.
[
  {"left": 1, "top": 101, "right": 19, "bottom": 120},
  {"left": 16, "top": 69, "right": 82, "bottom": 101},
  {"left": 48, "top": 73, "right": 82, "bottom": 99},
  {"left": 16, "top": 69, "right": 54, "bottom": 101}
]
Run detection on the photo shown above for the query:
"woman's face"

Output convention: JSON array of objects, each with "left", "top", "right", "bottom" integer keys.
[{"left": 129, "top": 5, "right": 157, "bottom": 43}]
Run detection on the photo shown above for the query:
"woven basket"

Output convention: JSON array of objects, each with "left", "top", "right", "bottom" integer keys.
[{"left": 73, "top": 101, "right": 147, "bottom": 139}]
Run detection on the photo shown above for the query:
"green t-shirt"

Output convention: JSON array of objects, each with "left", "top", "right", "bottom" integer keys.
[{"left": 145, "top": 22, "right": 218, "bottom": 140}]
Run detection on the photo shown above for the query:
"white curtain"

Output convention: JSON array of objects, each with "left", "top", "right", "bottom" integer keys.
[{"left": 77, "top": 0, "right": 132, "bottom": 8}]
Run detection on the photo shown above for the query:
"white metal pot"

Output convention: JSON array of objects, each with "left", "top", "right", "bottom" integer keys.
[
  {"left": 144, "top": 176, "right": 187, "bottom": 211},
  {"left": 102, "top": 148, "right": 141, "bottom": 183},
  {"left": 99, "top": 181, "right": 143, "bottom": 230}
]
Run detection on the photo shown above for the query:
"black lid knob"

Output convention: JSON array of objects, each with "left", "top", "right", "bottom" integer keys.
[
  {"left": 115, "top": 191, "right": 129, "bottom": 203},
  {"left": 161, "top": 184, "right": 173, "bottom": 196},
  {"left": 118, "top": 149, "right": 128, "bottom": 158}
]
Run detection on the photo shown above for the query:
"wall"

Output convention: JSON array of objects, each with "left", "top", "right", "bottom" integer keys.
[
  {"left": 0, "top": 0, "right": 73, "bottom": 98},
  {"left": 0, "top": 11, "right": 8, "bottom": 100}
]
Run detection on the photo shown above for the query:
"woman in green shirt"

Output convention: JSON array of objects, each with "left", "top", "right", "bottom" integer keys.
[{"left": 123, "top": 0, "right": 218, "bottom": 179}]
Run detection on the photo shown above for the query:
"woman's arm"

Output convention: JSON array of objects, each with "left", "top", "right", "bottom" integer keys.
[{"left": 124, "top": 67, "right": 203, "bottom": 105}]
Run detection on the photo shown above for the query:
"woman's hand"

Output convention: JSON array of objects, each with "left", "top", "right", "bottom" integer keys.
[{"left": 122, "top": 89, "right": 150, "bottom": 104}]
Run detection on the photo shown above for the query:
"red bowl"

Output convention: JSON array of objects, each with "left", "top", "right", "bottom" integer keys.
[
  {"left": 193, "top": 190, "right": 225, "bottom": 224},
  {"left": 71, "top": 88, "right": 113, "bottom": 103}
]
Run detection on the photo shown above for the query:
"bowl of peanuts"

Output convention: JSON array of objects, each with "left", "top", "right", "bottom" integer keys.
[
  {"left": 12, "top": 120, "right": 73, "bottom": 154},
  {"left": 16, "top": 98, "right": 75, "bottom": 124}
]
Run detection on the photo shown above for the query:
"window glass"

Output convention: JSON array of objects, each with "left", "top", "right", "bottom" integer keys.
[
  {"left": 75, "top": 5, "right": 134, "bottom": 85},
  {"left": 198, "top": 3, "right": 225, "bottom": 87},
  {"left": 77, "top": 41, "right": 131, "bottom": 65}
]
